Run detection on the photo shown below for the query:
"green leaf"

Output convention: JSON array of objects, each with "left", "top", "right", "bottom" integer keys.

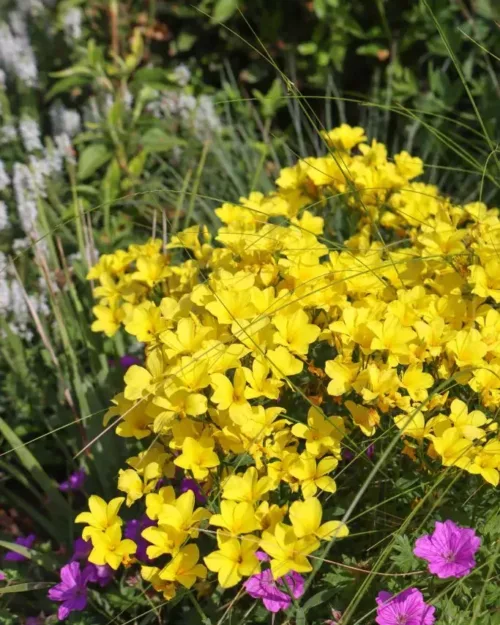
[
  {"left": 0, "top": 417, "right": 72, "bottom": 524},
  {"left": 0, "top": 582, "right": 53, "bottom": 595},
  {"left": 128, "top": 150, "right": 148, "bottom": 178},
  {"left": 0, "top": 540, "right": 32, "bottom": 560},
  {"left": 132, "top": 68, "right": 170, "bottom": 87},
  {"left": 356, "top": 43, "right": 386, "bottom": 57},
  {"left": 101, "top": 158, "right": 121, "bottom": 205},
  {"left": 297, "top": 42, "right": 318, "bottom": 56},
  {"left": 212, "top": 0, "right": 239, "bottom": 22},
  {"left": 49, "top": 65, "right": 94, "bottom": 79},
  {"left": 0, "top": 541, "right": 59, "bottom": 571},
  {"left": 141, "top": 128, "right": 186, "bottom": 153},
  {"left": 45, "top": 75, "right": 91, "bottom": 101},
  {"left": 313, "top": 0, "right": 327, "bottom": 18},
  {"left": 295, "top": 607, "right": 306, "bottom": 625},
  {"left": 302, "top": 588, "right": 336, "bottom": 613},
  {"left": 77, "top": 144, "right": 112, "bottom": 180},
  {"left": 390, "top": 535, "right": 420, "bottom": 572}
]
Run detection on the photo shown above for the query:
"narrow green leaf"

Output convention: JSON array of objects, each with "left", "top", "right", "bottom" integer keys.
[
  {"left": 0, "top": 582, "right": 53, "bottom": 595},
  {"left": 0, "top": 417, "right": 72, "bottom": 522}
]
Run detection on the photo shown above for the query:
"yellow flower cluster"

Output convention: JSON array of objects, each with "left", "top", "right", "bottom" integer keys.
[{"left": 80, "top": 124, "right": 500, "bottom": 597}]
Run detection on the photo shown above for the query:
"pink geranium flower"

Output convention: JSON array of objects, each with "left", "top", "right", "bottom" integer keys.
[
  {"left": 413, "top": 520, "right": 481, "bottom": 579},
  {"left": 244, "top": 569, "right": 304, "bottom": 613},
  {"left": 376, "top": 588, "right": 435, "bottom": 625}
]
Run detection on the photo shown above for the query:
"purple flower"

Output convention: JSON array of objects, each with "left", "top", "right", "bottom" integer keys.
[
  {"left": 4, "top": 534, "right": 36, "bottom": 562},
  {"left": 180, "top": 477, "right": 206, "bottom": 504},
  {"left": 59, "top": 469, "right": 86, "bottom": 492},
  {"left": 343, "top": 444, "right": 375, "bottom": 463},
  {"left": 0, "top": 571, "right": 6, "bottom": 581},
  {"left": 109, "top": 355, "right": 142, "bottom": 369},
  {"left": 69, "top": 538, "right": 113, "bottom": 586},
  {"left": 124, "top": 516, "right": 155, "bottom": 562},
  {"left": 413, "top": 520, "right": 481, "bottom": 579},
  {"left": 25, "top": 618, "right": 42, "bottom": 625},
  {"left": 376, "top": 589, "right": 435, "bottom": 625},
  {"left": 48, "top": 561, "right": 94, "bottom": 621},
  {"left": 70, "top": 538, "right": 92, "bottom": 562},
  {"left": 244, "top": 569, "right": 304, "bottom": 613},
  {"left": 87, "top": 564, "right": 114, "bottom": 588},
  {"left": 256, "top": 550, "right": 270, "bottom": 562}
]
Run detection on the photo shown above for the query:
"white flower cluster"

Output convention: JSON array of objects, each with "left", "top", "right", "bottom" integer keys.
[
  {"left": 0, "top": 200, "right": 8, "bottom": 231},
  {"left": 49, "top": 102, "right": 81, "bottom": 138},
  {"left": 172, "top": 64, "right": 191, "bottom": 87},
  {"left": 0, "top": 159, "right": 10, "bottom": 190},
  {"left": 0, "top": 14, "right": 38, "bottom": 86},
  {"left": 20, "top": 117, "right": 43, "bottom": 153},
  {"left": 13, "top": 162, "right": 39, "bottom": 236},
  {"left": 62, "top": 7, "right": 82, "bottom": 42},
  {"left": 0, "top": 250, "right": 49, "bottom": 341},
  {"left": 146, "top": 90, "right": 221, "bottom": 140}
]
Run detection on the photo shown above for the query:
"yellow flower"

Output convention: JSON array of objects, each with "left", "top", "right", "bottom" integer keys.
[
  {"left": 448, "top": 399, "right": 488, "bottom": 441},
  {"left": 75, "top": 496, "right": 124, "bottom": 540},
  {"left": 265, "top": 346, "right": 304, "bottom": 378},
  {"left": 157, "top": 490, "right": 210, "bottom": 538},
  {"left": 447, "top": 329, "right": 488, "bottom": 368},
  {"left": 260, "top": 522, "right": 319, "bottom": 578},
  {"left": 273, "top": 308, "right": 320, "bottom": 355},
  {"left": 401, "top": 364, "right": 434, "bottom": 401},
  {"left": 210, "top": 501, "right": 260, "bottom": 535},
  {"left": 204, "top": 532, "right": 260, "bottom": 588},
  {"left": 91, "top": 304, "right": 124, "bottom": 337},
  {"left": 345, "top": 401, "right": 380, "bottom": 437},
  {"left": 141, "top": 525, "right": 184, "bottom": 559},
  {"left": 325, "top": 357, "right": 360, "bottom": 396},
  {"left": 288, "top": 454, "right": 338, "bottom": 498},
  {"left": 243, "top": 357, "right": 283, "bottom": 400},
  {"left": 291, "top": 406, "right": 344, "bottom": 457},
  {"left": 141, "top": 566, "right": 176, "bottom": 601},
  {"left": 322, "top": 124, "right": 367, "bottom": 151},
  {"left": 124, "top": 301, "right": 168, "bottom": 342},
  {"left": 394, "top": 410, "right": 431, "bottom": 441},
  {"left": 289, "top": 498, "right": 348, "bottom": 541},
  {"left": 174, "top": 436, "right": 220, "bottom": 480},
  {"left": 88, "top": 524, "right": 137, "bottom": 570},
  {"left": 117, "top": 468, "right": 158, "bottom": 506},
  {"left": 210, "top": 369, "right": 251, "bottom": 420},
  {"left": 145, "top": 486, "right": 176, "bottom": 521},
  {"left": 159, "top": 544, "right": 207, "bottom": 588},
  {"left": 222, "top": 467, "right": 272, "bottom": 504},
  {"left": 431, "top": 428, "right": 474, "bottom": 469}
]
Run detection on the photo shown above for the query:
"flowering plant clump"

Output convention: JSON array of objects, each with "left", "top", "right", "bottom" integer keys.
[{"left": 59, "top": 124, "right": 500, "bottom": 618}]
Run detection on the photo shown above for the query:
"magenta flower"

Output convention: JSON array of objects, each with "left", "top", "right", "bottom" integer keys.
[
  {"left": 0, "top": 571, "right": 6, "bottom": 581},
  {"left": 376, "top": 589, "right": 435, "bottom": 625},
  {"left": 48, "top": 561, "right": 94, "bottom": 620},
  {"left": 59, "top": 469, "right": 86, "bottom": 492},
  {"left": 413, "top": 520, "right": 481, "bottom": 579},
  {"left": 244, "top": 569, "right": 304, "bottom": 613},
  {"left": 4, "top": 534, "right": 36, "bottom": 562}
]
